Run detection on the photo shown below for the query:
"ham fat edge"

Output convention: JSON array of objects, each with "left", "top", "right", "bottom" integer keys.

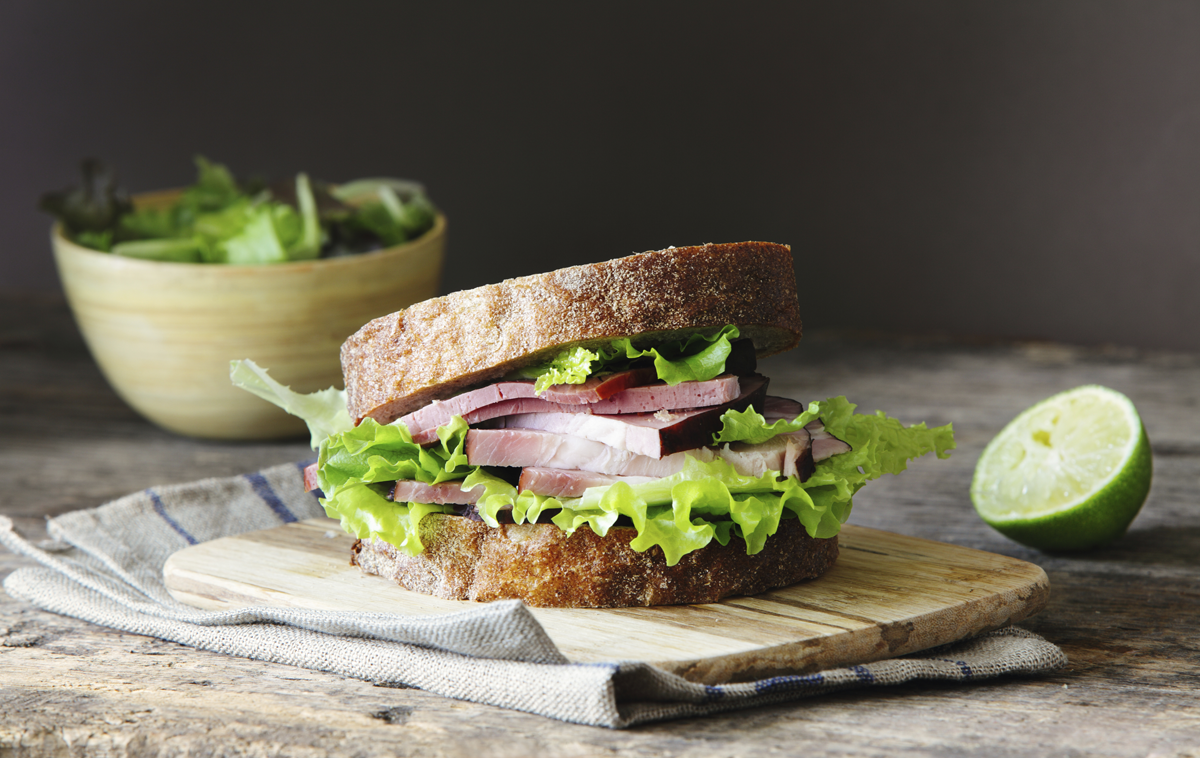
[{"left": 289, "top": 330, "right": 957, "bottom": 567}]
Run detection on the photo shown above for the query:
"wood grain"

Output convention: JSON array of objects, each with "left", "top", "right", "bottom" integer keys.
[
  {"left": 162, "top": 519, "right": 1049, "bottom": 684},
  {"left": 3, "top": 295, "right": 1200, "bottom": 756}
]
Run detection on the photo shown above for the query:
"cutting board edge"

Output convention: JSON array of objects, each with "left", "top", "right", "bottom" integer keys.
[{"left": 650, "top": 563, "right": 1051, "bottom": 684}]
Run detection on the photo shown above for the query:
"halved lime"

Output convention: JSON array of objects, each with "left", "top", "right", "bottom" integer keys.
[{"left": 971, "top": 385, "right": 1151, "bottom": 551}]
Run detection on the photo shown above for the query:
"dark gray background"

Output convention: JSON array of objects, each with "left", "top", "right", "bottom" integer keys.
[{"left": 3, "top": 1, "right": 1198, "bottom": 349}]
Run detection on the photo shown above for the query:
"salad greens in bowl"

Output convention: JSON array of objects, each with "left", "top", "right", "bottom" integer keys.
[
  {"left": 43, "top": 157, "right": 446, "bottom": 440},
  {"left": 41, "top": 157, "right": 437, "bottom": 264}
]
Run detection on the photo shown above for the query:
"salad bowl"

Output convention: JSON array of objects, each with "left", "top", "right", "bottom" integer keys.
[{"left": 51, "top": 190, "right": 445, "bottom": 440}]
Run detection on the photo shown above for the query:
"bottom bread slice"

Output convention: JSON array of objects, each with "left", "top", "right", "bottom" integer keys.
[{"left": 350, "top": 515, "right": 839, "bottom": 608}]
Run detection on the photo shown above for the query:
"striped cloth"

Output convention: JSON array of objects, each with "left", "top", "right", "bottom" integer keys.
[{"left": 0, "top": 462, "right": 1067, "bottom": 728}]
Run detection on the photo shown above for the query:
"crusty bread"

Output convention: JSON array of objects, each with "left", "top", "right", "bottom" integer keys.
[
  {"left": 350, "top": 515, "right": 838, "bottom": 608},
  {"left": 341, "top": 241, "right": 803, "bottom": 423}
]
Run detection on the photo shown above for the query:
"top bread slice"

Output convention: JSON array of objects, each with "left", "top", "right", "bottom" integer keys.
[{"left": 341, "top": 241, "right": 803, "bottom": 424}]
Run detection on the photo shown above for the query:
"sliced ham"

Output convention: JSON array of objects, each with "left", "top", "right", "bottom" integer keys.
[
  {"left": 398, "top": 367, "right": 657, "bottom": 434},
  {"left": 517, "top": 468, "right": 656, "bottom": 498},
  {"left": 389, "top": 480, "right": 485, "bottom": 505},
  {"left": 585, "top": 374, "right": 742, "bottom": 415},
  {"left": 465, "top": 428, "right": 812, "bottom": 479},
  {"left": 408, "top": 395, "right": 576, "bottom": 445},
  {"left": 397, "top": 337, "right": 756, "bottom": 437},
  {"left": 403, "top": 374, "right": 744, "bottom": 442},
  {"left": 809, "top": 424, "right": 852, "bottom": 462},
  {"left": 496, "top": 374, "right": 768, "bottom": 458}
]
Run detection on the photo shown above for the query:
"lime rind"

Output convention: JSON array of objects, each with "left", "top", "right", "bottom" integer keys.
[{"left": 970, "top": 385, "right": 1152, "bottom": 551}]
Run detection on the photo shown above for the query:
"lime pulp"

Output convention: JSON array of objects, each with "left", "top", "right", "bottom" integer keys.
[{"left": 970, "top": 385, "right": 1151, "bottom": 551}]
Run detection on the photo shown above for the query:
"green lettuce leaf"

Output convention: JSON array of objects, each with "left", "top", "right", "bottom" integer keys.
[
  {"left": 229, "top": 360, "right": 473, "bottom": 557},
  {"left": 286, "top": 172, "right": 322, "bottom": 260},
  {"left": 714, "top": 396, "right": 955, "bottom": 465},
  {"left": 518, "top": 325, "right": 741, "bottom": 393},
  {"left": 110, "top": 238, "right": 204, "bottom": 262},
  {"left": 307, "top": 393, "right": 949, "bottom": 566},
  {"left": 120, "top": 207, "right": 184, "bottom": 240},
  {"left": 623, "top": 325, "right": 740, "bottom": 385},
  {"left": 394, "top": 190, "right": 437, "bottom": 237},
  {"left": 317, "top": 415, "right": 470, "bottom": 492},
  {"left": 321, "top": 483, "right": 455, "bottom": 556},
  {"left": 529, "top": 346, "right": 605, "bottom": 393},
  {"left": 218, "top": 207, "right": 289, "bottom": 264},
  {"left": 713, "top": 405, "right": 820, "bottom": 445},
  {"left": 471, "top": 455, "right": 839, "bottom": 566},
  {"left": 270, "top": 203, "right": 303, "bottom": 250},
  {"left": 75, "top": 229, "right": 114, "bottom": 252},
  {"left": 316, "top": 415, "right": 472, "bottom": 556},
  {"left": 330, "top": 178, "right": 426, "bottom": 205},
  {"left": 771, "top": 396, "right": 956, "bottom": 525},
  {"left": 340, "top": 184, "right": 438, "bottom": 248},
  {"left": 182, "top": 156, "right": 242, "bottom": 212},
  {"left": 228, "top": 359, "right": 353, "bottom": 448},
  {"left": 807, "top": 395, "right": 955, "bottom": 489}
]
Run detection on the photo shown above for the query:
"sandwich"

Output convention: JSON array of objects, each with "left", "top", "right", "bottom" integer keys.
[{"left": 233, "top": 241, "right": 955, "bottom": 608}]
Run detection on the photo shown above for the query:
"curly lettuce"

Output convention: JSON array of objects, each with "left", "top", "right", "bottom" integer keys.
[
  {"left": 516, "top": 325, "right": 740, "bottom": 392},
  {"left": 229, "top": 359, "right": 353, "bottom": 449},
  {"left": 713, "top": 405, "right": 819, "bottom": 446},
  {"left": 468, "top": 457, "right": 840, "bottom": 566},
  {"left": 716, "top": 396, "right": 955, "bottom": 478},
  {"left": 796, "top": 397, "right": 954, "bottom": 520},
  {"left": 315, "top": 416, "right": 472, "bottom": 555}
]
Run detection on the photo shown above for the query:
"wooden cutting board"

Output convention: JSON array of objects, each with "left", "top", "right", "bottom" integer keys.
[{"left": 163, "top": 518, "right": 1050, "bottom": 685}]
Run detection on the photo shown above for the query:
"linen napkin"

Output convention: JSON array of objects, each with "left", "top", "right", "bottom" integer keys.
[{"left": 0, "top": 462, "right": 1067, "bottom": 728}]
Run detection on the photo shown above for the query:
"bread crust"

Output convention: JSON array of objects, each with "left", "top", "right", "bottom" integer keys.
[
  {"left": 341, "top": 241, "right": 803, "bottom": 423},
  {"left": 350, "top": 515, "right": 838, "bottom": 608}
]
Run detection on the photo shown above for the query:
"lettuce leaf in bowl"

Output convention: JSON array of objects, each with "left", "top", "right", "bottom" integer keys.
[{"left": 43, "top": 157, "right": 436, "bottom": 263}]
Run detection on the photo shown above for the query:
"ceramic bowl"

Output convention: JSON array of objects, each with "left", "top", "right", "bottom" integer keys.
[{"left": 51, "top": 196, "right": 445, "bottom": 440}]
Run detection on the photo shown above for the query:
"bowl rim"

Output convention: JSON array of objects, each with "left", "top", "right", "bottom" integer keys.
[{"left": 51, "top": 205, "right": 445, "bottom": 272}]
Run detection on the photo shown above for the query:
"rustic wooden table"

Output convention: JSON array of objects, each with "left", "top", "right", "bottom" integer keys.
[{"left": 2, "top": 294, "right": 1198, "bottom": 756}]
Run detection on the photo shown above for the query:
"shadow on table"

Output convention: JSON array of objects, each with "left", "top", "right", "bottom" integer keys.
[{"left": 1041, "top": 525, "right": 1200, "bottom": 569}]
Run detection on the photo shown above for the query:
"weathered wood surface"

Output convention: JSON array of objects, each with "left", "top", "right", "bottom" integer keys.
[
  {"left": 163, "top": 520, "right": 1050, "bottom": 683},
  {"left": 3, "top": 294, "right": 1200, "bottom": 756}
]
